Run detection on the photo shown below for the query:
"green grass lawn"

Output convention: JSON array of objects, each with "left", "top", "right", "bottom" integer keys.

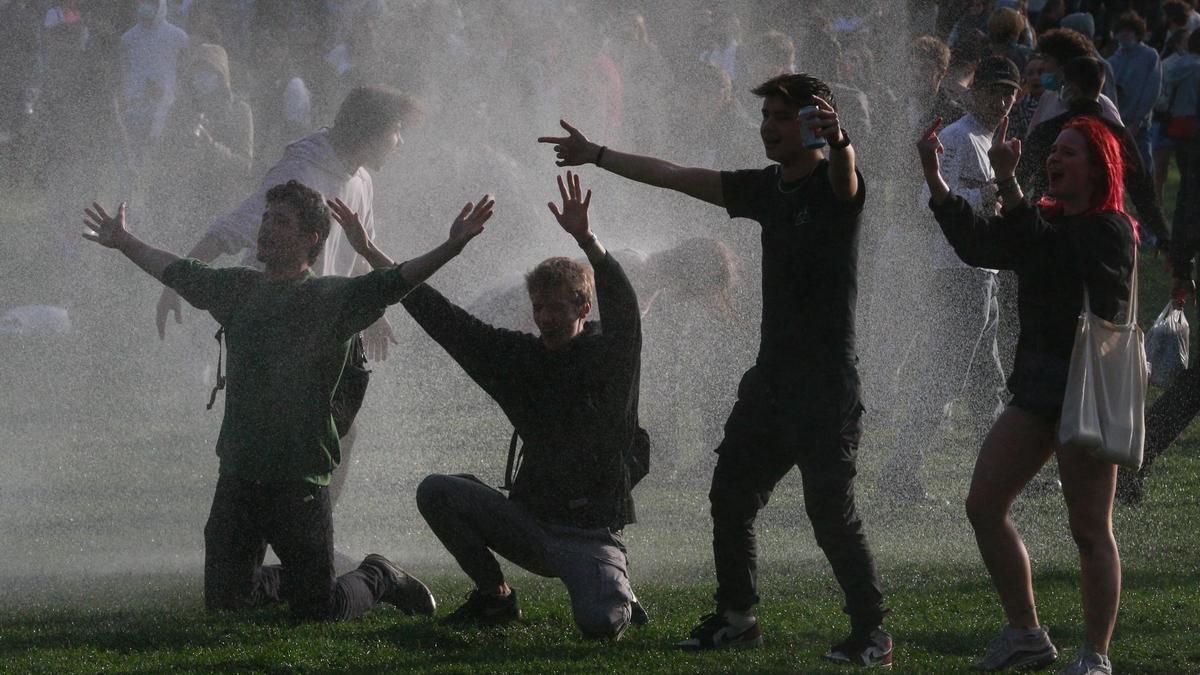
[{"left": 2, "top": 170, "right": 1199, "bottom": 673}]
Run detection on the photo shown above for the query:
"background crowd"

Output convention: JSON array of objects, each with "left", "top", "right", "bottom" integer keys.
[{"left": 1, "top": 0, "right": 1197, "bottom": 496}]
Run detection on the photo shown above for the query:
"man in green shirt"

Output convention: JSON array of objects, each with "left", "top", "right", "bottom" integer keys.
[{"left": 82, "top": 180, "right": 496, "bottom": 621}]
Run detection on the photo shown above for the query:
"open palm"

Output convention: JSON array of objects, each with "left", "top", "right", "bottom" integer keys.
[{"left": 548, "top": 171, "right": 592, "bottom": 241}]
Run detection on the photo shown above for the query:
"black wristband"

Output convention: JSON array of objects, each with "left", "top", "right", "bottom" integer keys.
[
  {"left": 595, "top": 146, "right": 607, "bottom": 166},
  {"left": 995, "top": 175, "right": 1019, "bottom": 193},
  {"left": 577, "top": 233, "right": 597, "bottom": 248},
  {"left": 828, "top": 128, "right": 851, "bottom": 149}
]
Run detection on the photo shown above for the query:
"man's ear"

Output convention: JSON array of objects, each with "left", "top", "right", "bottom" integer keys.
[{"left": 576, "top": 300, "right": 593, "bottom": 320}]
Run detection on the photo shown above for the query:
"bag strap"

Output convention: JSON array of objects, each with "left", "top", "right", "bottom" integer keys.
[
  {"left": 502, "top": 428, "right": 522, "bottom": 491},
  {"left": 206, "top": 327, "right": 227, "bottom": 410}
]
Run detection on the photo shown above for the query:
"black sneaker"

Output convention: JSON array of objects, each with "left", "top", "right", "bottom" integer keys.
[
  {"left": 441, "top": 588, "right": 522, "bottom": 626},
  {"left": 359, "top": 553, "right": 436, "bottom": 616},
  {"left": 630, "top": 599, "right": 648, "bottom": 627},
  {"left": 822, "top": 626, "right": 894, "bottom": 668},
  {"left": 674, "top": 612, "right": 763, "bottom": 650}
]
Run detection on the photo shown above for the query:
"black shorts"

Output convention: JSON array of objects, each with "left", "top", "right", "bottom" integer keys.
[{"left": 1007, "top": 349, "right": 1067, "bottom": 424}]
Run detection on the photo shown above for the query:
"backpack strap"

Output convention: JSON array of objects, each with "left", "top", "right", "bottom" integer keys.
[
  {"left": 205, "top": 327, "right": 227, "bottom": 410},
  {"left": 502, "top": 428, "right": 522, "bottom": 491}
]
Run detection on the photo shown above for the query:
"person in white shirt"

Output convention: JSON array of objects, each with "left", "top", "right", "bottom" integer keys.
[
  {"left": 152, "top": 86, "right": 413, "bottom": 553},
  {"left": 878, "top": 56, "right": 1019, "bottom": 506},
  {"left": 120, "top": 0, "right": 189, "bottom": 157}
]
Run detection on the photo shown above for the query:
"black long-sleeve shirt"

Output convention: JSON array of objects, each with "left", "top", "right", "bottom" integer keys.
[
  {"left": 930, "top": 196, "right": 1135, "bottom": 402},
  {"left": 401, "top": 252, "right": 642, "bottom": 530}
]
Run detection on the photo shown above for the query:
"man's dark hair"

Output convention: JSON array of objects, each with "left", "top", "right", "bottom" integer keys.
[
  {"left": 1063, "top": 56, "right": 1105, "bottom": 100},
  {"left": 1113, "top": 11, "right": 1148, "bottom": 39},
  {"left": 265, "top": 180, "right": 331, "bottom": 264},
  {"left": 751, "top": 73, "right": 836, "bottom": 111},
  {"left": 1037, "top": 28, "right": 1094, "bottom": 64},
  {"left": 329, "top": 85, "right": 415, "bottom": 152},
  {"left": 1164, "top": 0, "right": 1193, "bottom": 28},
  {"left": 913, "top": 35, "right": 951, "bottom": 72}
]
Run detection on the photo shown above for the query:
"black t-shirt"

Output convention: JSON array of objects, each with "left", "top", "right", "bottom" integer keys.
[{"left": 721, "top": 161, "right": 867, "bottom": 396}]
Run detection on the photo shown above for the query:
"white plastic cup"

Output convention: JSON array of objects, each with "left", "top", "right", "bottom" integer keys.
[{"left": 798, "top": 106, "right": 827, "bottom": 149}]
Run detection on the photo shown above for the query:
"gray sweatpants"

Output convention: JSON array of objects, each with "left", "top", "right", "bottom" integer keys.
[{"left": 416, "top": 473, "right": 632, "bottom": 639}]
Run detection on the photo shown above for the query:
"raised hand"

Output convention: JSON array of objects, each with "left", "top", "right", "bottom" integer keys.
[
  {"left": 327, "top": 197, "right": 371, "bottom": 256},
  {"left": 916, "top": 118, "right": 952, "bottom": 205},
  {"left": 808, "top": 95, "right": 844, "bottom": 144},
  {"left": 548, "top": 171, "right": 592, "bottom": 242},
  {"left": 538, "top": 119, "right": 600, "bottom": 167},
  {"left": 448, "top": 195, "right": 496, "bottom": 247},
  {"left": 83, "top": 201, "right": 131, "bottom": 250},
  {"left": 987, "top": 115, "right": 1021, "bottom": 179},
  {"left": 916, "top": 117, "right": 945, "bottom": 178}
]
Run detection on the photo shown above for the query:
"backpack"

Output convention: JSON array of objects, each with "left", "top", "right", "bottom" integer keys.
[{"left": 206, "top": 328, "right": 369, "bottom": 438}]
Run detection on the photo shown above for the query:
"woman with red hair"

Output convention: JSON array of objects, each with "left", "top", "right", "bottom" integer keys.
[{"left": 917, "top": 114, "right": 1136, "bottom": 675}]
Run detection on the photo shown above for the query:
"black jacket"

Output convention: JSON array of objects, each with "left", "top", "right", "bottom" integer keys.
[
  {"left": 931, "top": 195, "right": 1136, "bottom": 404},
  {"left": 401, "top": 252, "right": 642, "bottom": 529}
]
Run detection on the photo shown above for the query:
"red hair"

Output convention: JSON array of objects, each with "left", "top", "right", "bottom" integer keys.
[{"left": 1037, "top": 115, "right": 1139, "bottom": 241}]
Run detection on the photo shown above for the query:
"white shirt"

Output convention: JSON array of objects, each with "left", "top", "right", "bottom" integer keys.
[
  {"left": 207, "top": 130, "right": 374, "bottom": 278},
  {"left": 923, "top": 114, "right": 999, "bottom": 271},
  {"left": 1026, "top": 91, "right": 1122, "bottom": 138}
]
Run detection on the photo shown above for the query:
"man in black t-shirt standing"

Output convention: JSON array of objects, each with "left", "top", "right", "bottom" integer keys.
[{"left": 539, "top": 74, "right": 890, "bottom": 667}]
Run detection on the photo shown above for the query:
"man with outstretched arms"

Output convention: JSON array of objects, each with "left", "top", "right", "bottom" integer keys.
[
  {"left": 330, "top": 172, "right": 644, "bottom": 640},
  {"left": 538, "top": 73, "right": 890, "bottom": 666},
  {"left": 82, "top": 181, "right": 495, "bottom": 622}
]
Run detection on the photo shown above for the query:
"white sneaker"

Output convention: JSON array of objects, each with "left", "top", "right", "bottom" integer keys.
[
  {"left": 1058, "top": 647, "right": 1112, "bottom": 675},
  {"left": 971, "top": 625, "right": 1059, "bottom": 671}
]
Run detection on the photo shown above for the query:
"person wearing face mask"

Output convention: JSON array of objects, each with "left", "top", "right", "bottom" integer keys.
[
  {"left": 151, "top": 42, "right": 253, "bottom": 248},
  {"left": 1025, "top": 28, "right": 1122, "bottom": 137},
  {"left": 1018, "top": 57, "right": 1170, "bottom": 248},
  {"left": 1108, "top": 11, "right": 1162, "bottom": 173},
  {"left": 919, "top": 111, "right": 1138, "bottom": 675}
]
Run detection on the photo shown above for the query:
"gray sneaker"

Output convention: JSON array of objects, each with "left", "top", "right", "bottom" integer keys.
[
  {"left": 1058, "top": 648, "right": 1112, "bottom": 675},
  {"left": 971, "top": 625, "right": 1059, "bottom": 671},
  {"left": 360, "top": 553, "right": 436, "bottom": 616}
]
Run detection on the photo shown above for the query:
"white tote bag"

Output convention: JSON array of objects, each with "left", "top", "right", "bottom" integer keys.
[{"left": 1057, "top": 247, "right": 1146, "bottom": 469}]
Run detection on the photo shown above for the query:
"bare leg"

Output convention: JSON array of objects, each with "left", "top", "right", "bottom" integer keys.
[
  {"left": 965, "top": 406, "right": 1056, "bottom": 629},
  {"left": 1056, "top": 443, "right": 1120, "bottom": 654}
]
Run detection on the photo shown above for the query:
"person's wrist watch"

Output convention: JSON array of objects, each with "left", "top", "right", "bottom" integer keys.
[
  {"left": 828, "top": 128, "right": 851, "bottom": 149},
  {"left": 577, "top": 232, "right": 597, "bottom": 248}
]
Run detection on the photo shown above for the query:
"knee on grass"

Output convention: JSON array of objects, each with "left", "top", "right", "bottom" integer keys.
[{"left": 573, "top": 603, "right": 629, "bottom": 640}]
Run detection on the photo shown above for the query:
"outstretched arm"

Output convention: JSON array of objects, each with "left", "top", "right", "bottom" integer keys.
[
  {"left": 83, "top": 202, "right": 180, "bottom": 282},
  {"left": 538, "top": 119, "right": 725, "bottom": 207},
  {"left": 548, "top": 171, "right": 640, "bottom": 344},
  {"left": 547, "top": 170, "right": 606, "bottom": 263},
  {"left": 328, "top": 196, "right": 496, "bottom": 287}
]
